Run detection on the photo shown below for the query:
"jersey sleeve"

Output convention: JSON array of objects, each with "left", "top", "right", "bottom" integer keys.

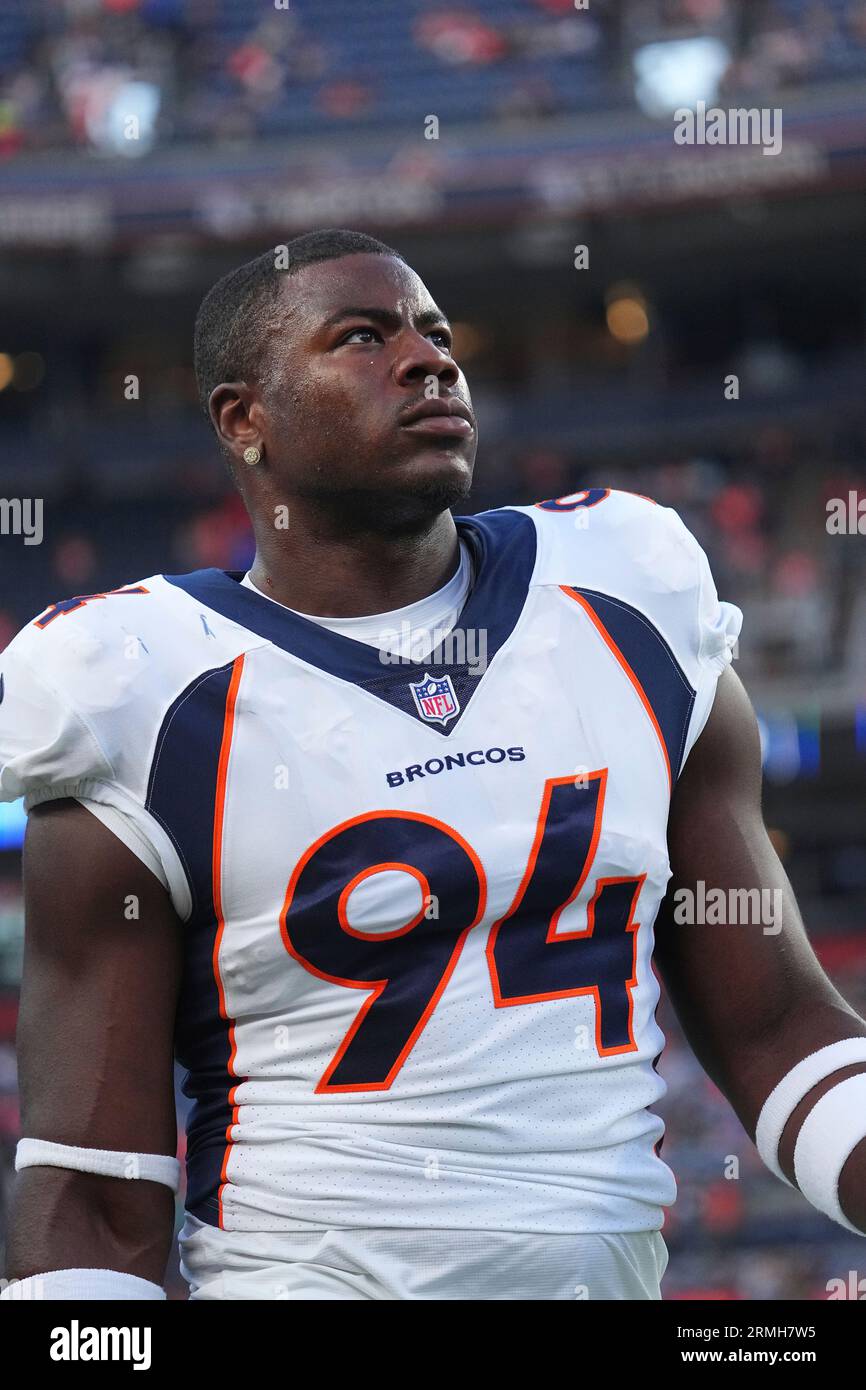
[
  {"left": 609, "top": 493, "right": 743, "bottom": 773},
  {"left": 622, "top": 496, "right": 742, "bottom": 773},
  {"left": 0, "top": 623, "right": 191, "bottom": 918},
  {"left": 679, "top": 514, "right": 743, "bottom": 770},
  {"left": 0, "top": 638, "right": 112, "bottom": 806},
  {"left": 524, "top": 490, "right": 744, "bottom": 781}
]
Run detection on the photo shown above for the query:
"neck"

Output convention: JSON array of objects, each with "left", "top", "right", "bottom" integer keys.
[{"left": 247, "top": 500, "right": 461, "bottom": 617}]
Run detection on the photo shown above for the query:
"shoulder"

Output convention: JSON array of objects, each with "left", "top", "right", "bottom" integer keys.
[
  {"left": 485, "top": 489, "right": 742, "bottom": 684},
  {"left": 0, "top": 571, "right": 255, "bottom": 802},
  {"left": 497, "top": 489, "right": 705, "bottom": 594},
  {"left": 3, "top": 571, "right": 249, "bottom": 704},
  {"left": 3, "top": 578, "right": 163, "bottom": 728},
  {"left": 5, "top": 576, "right": 162, "bottom": 685}
]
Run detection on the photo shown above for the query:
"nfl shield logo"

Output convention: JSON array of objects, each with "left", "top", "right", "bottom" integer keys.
[{"left": 409, "top": 672, "right": 460, "bottom": 727}]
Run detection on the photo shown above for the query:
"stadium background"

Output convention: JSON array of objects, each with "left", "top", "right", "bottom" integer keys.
[{"left": 1, "top": 0, "right": 866, "bottom": 1300}]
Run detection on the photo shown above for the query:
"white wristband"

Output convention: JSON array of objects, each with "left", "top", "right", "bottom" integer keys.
[
  {"left": 15, "top": 1138, "right": 181, "bottom": 1192},
  {"left": 793, "top": 1072, "right": 866, "bottom": 1235},
  {"left": 755, "top": 1038, "right": 866, "bottom": 1184},
  {"left": 0, "top": 1269, "right": 166, "bottom": 1300}
]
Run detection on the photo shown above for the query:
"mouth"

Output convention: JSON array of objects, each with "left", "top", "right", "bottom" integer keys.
[{"left": 399, "top": 398, "right": 475, "bottom": 437}]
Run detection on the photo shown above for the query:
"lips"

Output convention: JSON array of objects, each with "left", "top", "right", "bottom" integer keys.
[{"left": 400, "top": 398, "right": 475, "bottom": 435}]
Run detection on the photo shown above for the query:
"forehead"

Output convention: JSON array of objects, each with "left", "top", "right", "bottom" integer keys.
[{"left": 278, "top": 253, "right": 442, "bottom": 328}]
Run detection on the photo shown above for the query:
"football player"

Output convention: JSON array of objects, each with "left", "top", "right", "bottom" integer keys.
[{"left": 2, "top": 230, "right": 864, "bottom": 1301}]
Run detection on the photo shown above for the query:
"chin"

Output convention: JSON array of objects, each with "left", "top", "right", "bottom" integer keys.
[
  {"left": 295, "top": 445, "right": 475, "bottom": 534},
  {"left": 386, "top": 451, "right": 474, "bottom": 517}
]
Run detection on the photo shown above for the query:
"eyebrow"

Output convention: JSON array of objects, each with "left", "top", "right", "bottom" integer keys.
[{"left": 321, "top": 306, "right": 452, "bottom": 334}]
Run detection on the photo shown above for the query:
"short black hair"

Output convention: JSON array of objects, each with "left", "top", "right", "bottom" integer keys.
[{"left": 193, "top": 228, "right": 405, "bottom": 431}]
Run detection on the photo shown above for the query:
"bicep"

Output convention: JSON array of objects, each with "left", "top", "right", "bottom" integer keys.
[
  {"left": 17, "top": 799, "right": 183, "bottom": 1150},
  {"left": 654, "top": 667, "right": 857, "bottom": 1122}
]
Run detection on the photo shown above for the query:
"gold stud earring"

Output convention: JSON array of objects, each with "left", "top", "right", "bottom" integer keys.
[{"left": 243, "top": 446, "right": 262, "bottom": 465}]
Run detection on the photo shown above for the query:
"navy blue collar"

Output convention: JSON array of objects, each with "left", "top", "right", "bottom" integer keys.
[{"left": 164, "top": 508, "right": 537, "bottom": 735}]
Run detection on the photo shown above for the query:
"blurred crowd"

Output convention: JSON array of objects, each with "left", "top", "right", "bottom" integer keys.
[
  {"left": 493, "top": 433, "right": 866, "bottom": 688},
  {"left": 2, "top": 0, "right": 866, "bottom": 157}
]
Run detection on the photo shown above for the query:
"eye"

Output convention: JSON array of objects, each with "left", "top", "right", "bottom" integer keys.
[
  {"left": 429, "top": 330, "right": 453, "bottom": 351},
  {"left": 340, "top": 327, "right": 382, "bottom": 346}
]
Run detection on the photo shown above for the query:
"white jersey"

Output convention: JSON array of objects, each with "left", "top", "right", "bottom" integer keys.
[{"left": 0, "top": 490, "right": 742, "bottom": 1238}]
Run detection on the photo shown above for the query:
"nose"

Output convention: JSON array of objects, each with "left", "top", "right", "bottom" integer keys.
[{"left": 393, "top": 330, "right": 460, "bottom": 392}]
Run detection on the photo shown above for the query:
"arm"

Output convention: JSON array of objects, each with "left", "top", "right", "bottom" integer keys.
[
  {"left": 653, "top": 666, "right": 866, "bottom": 1231},
  {"left": 6, "top": 799, "right": 183, "bottom": 1286}
]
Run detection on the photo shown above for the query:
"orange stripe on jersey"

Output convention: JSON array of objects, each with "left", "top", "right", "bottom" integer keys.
[
  {"left": 211, "top": 652, "right": 245, "bottom": 1230},
  {"left": 560, "top": 586, "right": 672, "bottom": 793}
]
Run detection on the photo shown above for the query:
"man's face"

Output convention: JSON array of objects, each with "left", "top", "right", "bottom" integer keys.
[{"left": 245, "top": 253, "right": 477, "bottom": 526}]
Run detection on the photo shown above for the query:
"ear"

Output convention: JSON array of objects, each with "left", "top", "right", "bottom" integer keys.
[{"left": 209, "top": 381, "right": 260, "bottom": 458}]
